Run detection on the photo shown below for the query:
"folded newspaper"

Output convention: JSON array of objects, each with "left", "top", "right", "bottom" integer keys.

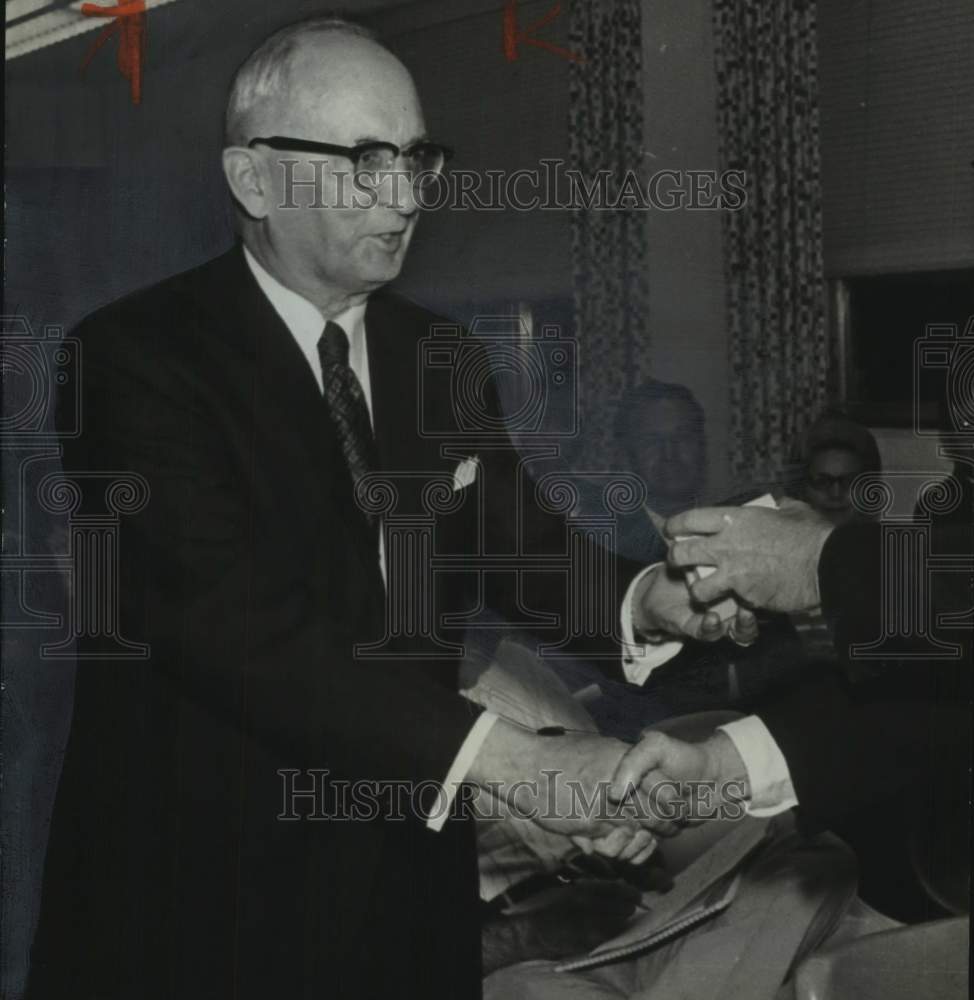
[{"left": 556, "top": 816, "right": 773, "bottom": 973}]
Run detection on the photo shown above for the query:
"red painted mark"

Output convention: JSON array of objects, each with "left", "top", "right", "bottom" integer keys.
[
  {"left": 80, "top": 0, "right": 147, "bottom": 105},
  {"left": 503, "top": 0, "right": 583, "bottom": 64}
]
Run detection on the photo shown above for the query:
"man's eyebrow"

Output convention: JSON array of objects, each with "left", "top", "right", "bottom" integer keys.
[{"left": 353, "top": 133, "right": 430, "bottom": 147}]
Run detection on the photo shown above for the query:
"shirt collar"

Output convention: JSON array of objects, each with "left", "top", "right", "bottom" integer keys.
[{"left": 242, "top": 245, "right": 368, "bottom": 370}]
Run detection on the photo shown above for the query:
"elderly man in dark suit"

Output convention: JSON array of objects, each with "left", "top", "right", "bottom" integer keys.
[{"left": 26, "top": 17, "right": 711, "bottom": 1000}]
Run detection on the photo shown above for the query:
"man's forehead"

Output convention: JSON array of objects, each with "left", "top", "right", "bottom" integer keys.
[{"left": 284, "top": 35, "right": 424, "bottom": 139}]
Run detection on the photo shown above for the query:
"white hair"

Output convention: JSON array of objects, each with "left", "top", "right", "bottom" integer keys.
[{"left": 224, "top": 16, "right": 379, "bottom": 146}]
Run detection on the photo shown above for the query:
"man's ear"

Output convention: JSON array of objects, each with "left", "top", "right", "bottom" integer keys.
[{"left": 222, "top": 147, "right": 271, "bottom": 219}]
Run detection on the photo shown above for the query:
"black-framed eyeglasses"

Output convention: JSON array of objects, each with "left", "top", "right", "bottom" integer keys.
[{"left": 248, "top": 135, "right": 453, "bottom": 187}]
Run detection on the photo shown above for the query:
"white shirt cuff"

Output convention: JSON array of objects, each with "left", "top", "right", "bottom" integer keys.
[
  {"left": 620, "top": 564, "right": 684, "bottom": 685},
  {"left": 425, "top": 711, "right": 499, "bottom": 831},
  {"left": 718, "top": 715, "right": 798, "bottom": 816}
]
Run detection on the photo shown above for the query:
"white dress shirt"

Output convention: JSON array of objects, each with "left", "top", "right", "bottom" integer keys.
[
  {"left": 243, "top": 246, "right": 797, "bottom": 823},
  {"left": 244, "top": 246, "right": 371, "bottom": 400}
]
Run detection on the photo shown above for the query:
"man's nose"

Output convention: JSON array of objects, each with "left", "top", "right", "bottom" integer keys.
[{"left": 375, "top": 170, "right": 420, "bottom": 216}]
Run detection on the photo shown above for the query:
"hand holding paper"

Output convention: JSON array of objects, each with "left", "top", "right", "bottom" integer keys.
[
  {"left": 633, "top": 563, "right": 759, "bottom": 645},
  {"left": 635, "top": 497, "right": 774, "bottom": 645},
  {"left": 665, "top": 499, "right": 835, "bottom": 614}
]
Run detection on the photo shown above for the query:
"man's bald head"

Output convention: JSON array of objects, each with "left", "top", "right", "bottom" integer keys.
[
  {"left": 225, "top": 17, "right": 410, "bottom": 146},
  {"left": 221, "top": 15, "right": 427, "bottom": 315}
]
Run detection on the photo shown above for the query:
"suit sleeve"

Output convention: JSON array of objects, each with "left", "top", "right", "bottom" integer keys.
[
  {"left": 62, "top": 322, "right": 483, "bottom": 787},
  {"left": 756, "top": 521, "right": 972, "bottom": 827}
]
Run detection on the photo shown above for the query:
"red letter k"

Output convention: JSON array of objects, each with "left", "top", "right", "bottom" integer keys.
[{"left": 503, "top": 0, "right": 584, "bottom": 64}]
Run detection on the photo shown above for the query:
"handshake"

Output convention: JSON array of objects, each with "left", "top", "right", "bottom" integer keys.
[
  {"left": 469, "top": 717, "right": 751, "bottom": 865},
  {"left": 469, "top": 500, "right": 835, "bottom": 864}
]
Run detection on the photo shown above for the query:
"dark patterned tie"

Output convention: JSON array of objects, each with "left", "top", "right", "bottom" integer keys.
[{"left": 317, "top": 321, "right": 379, "bottom": 525}]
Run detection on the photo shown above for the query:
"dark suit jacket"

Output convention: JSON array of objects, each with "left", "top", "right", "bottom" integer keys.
[{"left": 27, "top": 246, "right": 642, "bottom": 1000}]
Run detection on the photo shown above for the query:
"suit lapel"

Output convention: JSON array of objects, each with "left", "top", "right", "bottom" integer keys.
[
  {"left": 196, "top": 246, "right": 381, "bottom": 586},
  {"left": 200, "top": 245, "right": 334, "bottom": 466}
]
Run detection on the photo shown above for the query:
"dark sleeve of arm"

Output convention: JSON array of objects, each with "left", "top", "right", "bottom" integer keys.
[
  {"left": 65, "top": 339, "right": 482, "bottom": 786},
  {"left": 757, "top": 521, "right": 971, "bottom": 827},
  {"left": 817, "top": 519, "right": 973, "bottom": 666}
]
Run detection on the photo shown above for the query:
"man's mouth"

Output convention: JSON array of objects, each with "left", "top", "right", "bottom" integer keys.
[{"left": 373, "top": 231, "right": 405, "bottom": 251}]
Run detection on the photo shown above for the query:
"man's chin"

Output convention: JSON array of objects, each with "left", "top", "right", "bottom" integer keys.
[
  {"left": 358, "top": 253, "right": 407, "bottom": 287},
  {"left": 347, "top": 264, "right": 403, "bottom": 294}
]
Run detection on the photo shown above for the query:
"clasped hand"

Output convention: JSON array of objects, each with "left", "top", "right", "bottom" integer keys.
[
  {"left": 665, "top": 500, "right": 835, "bottom": 614},
  {"left": 524, "top": 729, "right": 748, "bottom": 863},
  {"left": 478, "top": 721, "right": 698, "bottom": 866},
  {"left": 634, "top": 499, "right": 836, "bottom": 642},
  {"left": 519, "top": 730, "right": 676, "bottom": 865},
  {"left": 634, "top": 562, "right": 759, "bottom": 646}
]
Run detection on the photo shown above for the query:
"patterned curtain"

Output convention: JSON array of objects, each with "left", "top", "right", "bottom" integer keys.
[
  {"left": 568, "top": 1, "right": 650, "bottom": 469},
  {"left": 713, "top": 0, "right": 829, "bottom": 489}
]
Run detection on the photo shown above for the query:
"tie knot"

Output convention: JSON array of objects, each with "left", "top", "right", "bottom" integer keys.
[{"left": 318, "top": 321, "right": 349, "bottom": 368}]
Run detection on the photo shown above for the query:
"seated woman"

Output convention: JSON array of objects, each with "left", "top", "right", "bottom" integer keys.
[{"left": 798, "top": 411, "right": 882, "bottom": 526}]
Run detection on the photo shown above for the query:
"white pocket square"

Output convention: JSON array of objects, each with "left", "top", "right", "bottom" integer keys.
[{"left": 452, "top": 456, "right": 480, "bottom": 492}]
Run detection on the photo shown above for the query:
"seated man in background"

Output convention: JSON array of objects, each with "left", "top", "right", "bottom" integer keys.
[
  {"left": 560, "top": 378, "right": 708, "bottom": 568},
  {"left": 616, "top": 379, "right": 708, "bottom": 519}
]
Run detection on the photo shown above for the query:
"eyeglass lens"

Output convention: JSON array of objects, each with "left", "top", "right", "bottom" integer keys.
[{"left": 355, "top": 144, "right": 445, "bottom": 187}]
